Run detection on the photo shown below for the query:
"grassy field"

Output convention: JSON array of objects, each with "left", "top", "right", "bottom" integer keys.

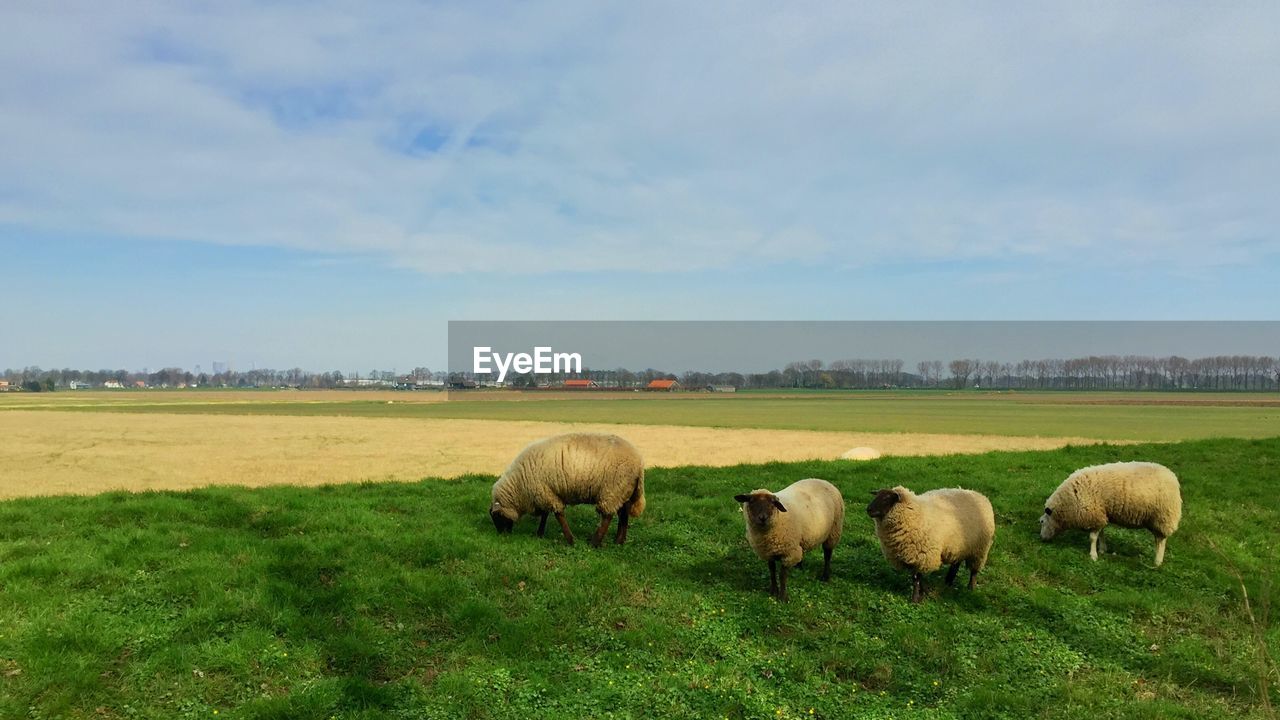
[
  {"left": 1, "top": 438, "right": 1276, "bottom": 719},
  {"left": 12, "top": 390, "right": 1277, "bottom": 441}
]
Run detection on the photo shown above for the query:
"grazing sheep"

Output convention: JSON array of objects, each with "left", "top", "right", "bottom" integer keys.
[
  {"left": 867, "top": 486, "right": 995, "bottom": 603},
  {"left": 489, "top": 433, "right": 645, "bottom": 547},
  {"left": 1039, "top": 461, "right": 1181, "bottom": 566},
  {"left": 734, "top": 478, "right": 844, "bottom": 602}
]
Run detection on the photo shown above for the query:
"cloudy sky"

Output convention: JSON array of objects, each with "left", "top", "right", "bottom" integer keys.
[{"left": 3, "top": 2, "right": 1277, "bottom": 370}]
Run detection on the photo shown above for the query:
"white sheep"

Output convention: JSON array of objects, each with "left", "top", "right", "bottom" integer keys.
[
  {"left": 1039, "top": 461, "right": 1182, "bottom": 566},
  {"left": 489, "top": 433, "right": 646, "bottom": 547},
  {"left": 867, "top": 486, "right": 995, "bottom": 603},
  {"left": 734, "top": 478, "right": 844, "bottom": 602}
]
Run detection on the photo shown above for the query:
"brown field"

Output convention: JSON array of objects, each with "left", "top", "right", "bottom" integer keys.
[{"left": 0, "top": 411, "right": 1116, "bottom": 499}]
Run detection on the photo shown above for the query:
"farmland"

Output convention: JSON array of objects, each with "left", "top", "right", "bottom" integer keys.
[
  {"left": 5, "top": 389, "right": 1280, "bottom": 441},
  {"left": 0, "top": 390, "right": 1277, "bottom": 718},
  {"left": 0, "top": 438, "right": 1277, "bottom": 718}
]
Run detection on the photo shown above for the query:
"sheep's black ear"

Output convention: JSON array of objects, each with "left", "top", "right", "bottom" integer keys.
[
  {"left": 733, "top": 494, "right": 750, "bottom": 503},
  {"left": 771, "top": 498, "right": 787, "bottom": 512},
  {"left": 1044, "top": 507, "right": 1052, "bottom": 515}
]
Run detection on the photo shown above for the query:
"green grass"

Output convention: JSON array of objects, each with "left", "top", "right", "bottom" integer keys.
[
  {"left": 19, "top": 392, "right": 1280, "bottom": 441},
  {"left": 1, "top": 439, "right": 1277, "bottom": 718}
]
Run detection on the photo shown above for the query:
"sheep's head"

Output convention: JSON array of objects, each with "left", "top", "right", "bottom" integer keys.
[
  {"left": 490, "top": 501, "right": 518, "bottom": 534},
  {"left": 734, "top": 491, "right": 786, "bottom": 528},
  {"left": 866, "top": 488, "right": 900, "bottom": 519},
  {"left": 1039, "top": 506, "right": 1061, "bottom": 540}
]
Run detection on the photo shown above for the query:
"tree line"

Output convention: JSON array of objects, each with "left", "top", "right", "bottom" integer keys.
[
  {"left": 5, "top": 355, "right": 1279, "bottom": 392},
  {"left": 506, "top": 354, "right": 1280, "bottom": 391},
  {"left": 0, "top": 366, "right": 441, "bottom": 391}
]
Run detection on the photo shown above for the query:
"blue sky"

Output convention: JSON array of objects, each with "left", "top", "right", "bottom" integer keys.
[{"left": 3, "top": 2, "right": 1278, "bottom": 370}]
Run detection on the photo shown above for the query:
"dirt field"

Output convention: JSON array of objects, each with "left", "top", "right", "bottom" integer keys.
[{"left": 0, "top": 411, "right": 1115, "bottom": 499}]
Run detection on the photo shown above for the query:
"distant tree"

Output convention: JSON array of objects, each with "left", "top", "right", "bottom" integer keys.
[{"left": 948, "top": 359, "right": 974, "bottom": 389}]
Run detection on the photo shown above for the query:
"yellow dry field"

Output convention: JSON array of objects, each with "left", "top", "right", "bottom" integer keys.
[{"left": 0, "top": 411, "right": 1116, "bottom": 499}]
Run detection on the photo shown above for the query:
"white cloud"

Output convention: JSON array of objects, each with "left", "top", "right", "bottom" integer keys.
[{"left": 1, "top": 1, "right": 1277, "bottom": 274}]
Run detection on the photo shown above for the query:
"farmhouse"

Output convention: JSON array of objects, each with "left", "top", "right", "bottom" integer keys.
[
  {"left": 103, "top": 380, "right": 123, "bottom": 389},
  {"left": 646, "top": 379, "right": 680, "bottom": 391},
  {"left": 707, "top": 385, "right": 737, "bottom": 393},
  {"left": 562, "top": 379, "right": 599, "bottom": 389},
  {"left": 0, "top": 380, "right": 9, "bottom": 391}
]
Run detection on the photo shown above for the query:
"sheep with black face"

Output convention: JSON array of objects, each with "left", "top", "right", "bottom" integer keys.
[
  {"left": 734, "top": 478, "right": 844, "bottom": 602},
  {"left": 867, "top": 486, "right": 995, "bottom": 603},
  {"left": 1040, "top": 461, "right": 1181, "bottom": 566},
  {"left": 489, "top": 433, "right": 645, "bottom": 547}
]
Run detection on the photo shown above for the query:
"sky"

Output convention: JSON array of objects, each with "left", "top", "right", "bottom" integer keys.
[{"left": 2, "top": 2, "right": 1278, "bottom": 371}]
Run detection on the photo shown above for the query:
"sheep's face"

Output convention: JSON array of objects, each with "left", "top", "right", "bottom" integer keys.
[
  {"left": 734, "top": 492, "right": 786, "bottom": 528},
  {"left": 490, "top": 502, "right": 518, "bottom": 534},
  {"left": 1039, "top": 506, "right": 1061, "bottom": 540},
  {"left": 866, "top": 489, "right": 900, "bottom": 520}
]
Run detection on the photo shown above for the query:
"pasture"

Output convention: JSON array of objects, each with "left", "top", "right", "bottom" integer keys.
[
  {"left": 0, "top": 390, "right": 1276, "bottom": 718},
  {"left": 0, "top": 439, "right": 1276, "bottom": 719}
]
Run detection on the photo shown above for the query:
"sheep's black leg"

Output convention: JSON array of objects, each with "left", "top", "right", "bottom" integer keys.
[
  {"left": 778, "top": 564, "right": 790, "bottom": 602},
  {"left": 536, "top": 512, "right": 549, "bottom": 538},
  {"left": 911, "top": 572, "right": 925, "bottom": 604},
  {"left": 821, "top": 546, "right": 833, "bottom": 581},
  {"left": 614, "top": 503, "right": 630, "bottom": 545},
  {"left": 590, "top": 513, "right": 613, "bottom": 548},
  {"left": 968, "top": 567, "right": 979, "bottom": 591},
  {"left": 945, "top": 562, "right": 961, "bottom": 586},
  {"left": 555, "top": 511, "right": 575, "bottom": 545},
  {"left": 768, "top": 559, "right": 779, "bottom": 596}
]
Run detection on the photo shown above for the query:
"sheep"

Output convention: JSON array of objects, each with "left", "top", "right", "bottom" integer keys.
[
  {"left": 1039, "top": 461, "right": 1181, "bottom": 567},
  {"left": 866, "top": 486, "right": 995, "bottom": 603},
  {"left": 489, "top": 433, "right": 645, "bottom": 547},
  {"left": 734, "top": 478, "right": 844, "bottom": 602}
]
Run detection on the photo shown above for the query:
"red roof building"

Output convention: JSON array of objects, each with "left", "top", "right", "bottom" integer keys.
[
  {"left": 562, "top": 379, "right": 599, "bottom": 389},
  {"left": 645, "top": 379, "right": 679, "bottom": 391}
]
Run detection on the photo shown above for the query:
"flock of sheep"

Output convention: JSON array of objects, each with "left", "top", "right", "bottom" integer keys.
[{"left": 488, "top": 433, "right": 1183, "bottom": 603}]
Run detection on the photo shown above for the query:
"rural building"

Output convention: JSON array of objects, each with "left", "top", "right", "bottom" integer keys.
[
  {"left": 0, "top": 380, "right": 9, "bottom": 391},
  {"left": 562, "top": 379, "right": 599, "bottom": 389},
  {"left": 645, "top": 379, "right": 680, "bottom": 391},
  {"left": 103, "top": 380, "right": 123, "bottom": 389},
  {"left": 449, "top": 379, "right": 477, "bottom": 389},
  {"left": 68, "top": 380, "right": 93, "bottom": 390},
  {"left": 133, "top": 381, "right": 147, "bottom": 389},
  {"left": 707, "top": 385, "right": 737, "bottom": 393}
]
